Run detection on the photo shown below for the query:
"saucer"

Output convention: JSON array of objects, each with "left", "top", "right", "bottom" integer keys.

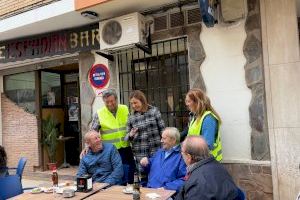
[
  {"left": 122, "top": 187, "right": 133, "bottom": 194},
  {"left": 31, "top": 188, "right": 43, "bottom": 194}
]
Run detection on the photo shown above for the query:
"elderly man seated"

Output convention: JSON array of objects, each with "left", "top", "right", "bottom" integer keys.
[
  {"left": 77, "top": 130, "right": 123, "bottom": 185},
  {"left": 176, "top": 136, "right": 239, "bottom": 200},
  {"left": 140, "top": 127, "right": 186, "bottom": 192}
]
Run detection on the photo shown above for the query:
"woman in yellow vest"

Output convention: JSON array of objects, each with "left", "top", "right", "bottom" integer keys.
[{"left": 183, "top": 88, "right": 223, "bottom": 161}]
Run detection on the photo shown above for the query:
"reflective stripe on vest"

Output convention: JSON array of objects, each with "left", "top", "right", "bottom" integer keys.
[
  {"left": 98, "top": 104, "right": 129, "bottom": 149},
  {"left": 101, "top": 137, "right": 126, "bottom": 144},
  {"left": 188, "top": 111, "right": 223, "bottom": 161},
  {"left": 101, "top": 127, "right": 127, "bottom": 134}
]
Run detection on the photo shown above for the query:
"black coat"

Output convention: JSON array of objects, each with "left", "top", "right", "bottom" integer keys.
[{"left": 175, "top": 157, "right": 238, "bottom": 200}]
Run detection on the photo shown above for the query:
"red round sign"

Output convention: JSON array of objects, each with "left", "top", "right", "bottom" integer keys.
[{"left": 89, "top": 64, "right": 110, "bottom": 89}]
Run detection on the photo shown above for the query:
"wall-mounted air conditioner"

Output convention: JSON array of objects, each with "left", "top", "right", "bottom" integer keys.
[{"left": 99, "top": 12, "right": 146, "bottom": 51}]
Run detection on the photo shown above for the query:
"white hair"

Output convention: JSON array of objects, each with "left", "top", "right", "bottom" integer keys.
[{"left": 164, "top": 127, "right": 180, "bottom": 144}]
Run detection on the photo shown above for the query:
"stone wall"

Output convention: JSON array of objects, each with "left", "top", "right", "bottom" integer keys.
[
  {"left": 152, "top": 0, "right": 272, "bottom": 197},
  {"left": 153, "top": 0, "right": 270, "bottom": 161},
  {"left": 244, "top": 0, "right": 270, "bottom": 160},
  {"left": 79, "top": 52, "right": 95, "bottom": 147},
  {"left": 224, "top": 163, "right": 273, "bottom": 199}
]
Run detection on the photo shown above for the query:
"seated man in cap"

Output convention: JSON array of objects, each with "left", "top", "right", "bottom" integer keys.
[{"left": 77, "top": 130, "right": 123, "bottom": 185}]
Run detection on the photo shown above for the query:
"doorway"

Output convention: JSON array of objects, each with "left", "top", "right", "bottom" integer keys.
[{"left": 40, "top": 63, "right": 80, "bottom": 168}]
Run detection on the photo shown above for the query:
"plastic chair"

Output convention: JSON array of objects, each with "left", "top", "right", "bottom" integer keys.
[
  {"left": 0, "top": 175, "right": 23, "bottom": 199},
  {"left": 236, "top": 187, "right": 246, "bottom": 200},
  {"left": 16, "top": 157, "right": 27, "bottom": 180},
  {"left": 7, "top": 157, "right": 34, "bottom": 191},
  {"left": 8, "top": 157, "right": 27, "bottom": 180}
]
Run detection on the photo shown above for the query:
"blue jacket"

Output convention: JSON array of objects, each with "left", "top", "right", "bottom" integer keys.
[
  {"left": 77, "top": 143, "right": 123, "bottom": 185},
  {"left": 145, "top": 145, "right": 186, "bottom": 191}
]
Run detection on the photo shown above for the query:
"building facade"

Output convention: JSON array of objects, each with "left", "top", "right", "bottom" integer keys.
[{"left": 0, "top": 0, "right": 299, "bottom": 199}]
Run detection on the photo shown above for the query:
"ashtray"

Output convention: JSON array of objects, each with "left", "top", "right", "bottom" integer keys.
[
  {"left": 123, "top": 186, "right": 133, "bottom": 194},
  {"left": 63, "top": 189, "right": 75, "bottom": 198}
]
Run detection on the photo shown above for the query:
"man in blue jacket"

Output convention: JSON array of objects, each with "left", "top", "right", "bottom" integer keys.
[
  {"left": 77, "top": 130, "right": 123, "bottom": 185},
  {"left": 140, "top": 127, "right": 186, "bottom": 192}
]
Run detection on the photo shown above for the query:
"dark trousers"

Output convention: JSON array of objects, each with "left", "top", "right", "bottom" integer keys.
[{"left": 118, "top": 146, "right": 135, "bottom": 184}]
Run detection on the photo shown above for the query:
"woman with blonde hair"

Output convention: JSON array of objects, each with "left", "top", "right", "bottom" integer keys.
[
  {"left": 183, "top": 88, "right": 223, "bottom": 161},
  {"left": 125, "top": 90, "right": 165, "bottom": 182}
]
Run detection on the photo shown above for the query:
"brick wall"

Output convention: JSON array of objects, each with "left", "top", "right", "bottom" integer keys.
[
  {"left": 0, "top": 0, "right": 58, "bottom": 19},
  {"left": 1, "top": 93, "right": 40, "bottom": 172}
]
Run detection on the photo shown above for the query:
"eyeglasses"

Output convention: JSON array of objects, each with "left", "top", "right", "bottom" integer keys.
[{"left": 181, "top": 150, "right": 188, "bottom": 155}]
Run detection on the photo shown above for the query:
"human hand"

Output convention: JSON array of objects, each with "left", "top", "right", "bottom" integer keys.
[
  {"left": 79, "top": 146, "right": 89, "bottom": 159},
  {"left": 140, "top": 157, "right": 149, "bottom": 167},
  {"left": 129, "top": 127, "right": 138, "bottom": 137}
]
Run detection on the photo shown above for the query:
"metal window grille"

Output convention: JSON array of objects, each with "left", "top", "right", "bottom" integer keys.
[{"left": 118, "top": 37, "right": 189, "bottom": 131}]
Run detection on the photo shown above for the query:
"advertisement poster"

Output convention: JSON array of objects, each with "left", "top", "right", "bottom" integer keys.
[{"left": 68, "top": 97, "right": 79, "bottom": 121}]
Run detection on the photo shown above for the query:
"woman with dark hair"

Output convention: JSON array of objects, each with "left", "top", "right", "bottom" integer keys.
[
  {"left": 182, "top": 88, "right": 223, "bottom": 161},
  {"left": 0, "top": 145, "right": 7, "bottom": 177},
  {"left": 125, "top": 90, "right": 165, "bottom": 179}
]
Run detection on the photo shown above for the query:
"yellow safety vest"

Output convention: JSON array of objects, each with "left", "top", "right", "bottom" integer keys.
[
  {"left": 97, "top": 104, "right": 129, "bottom": 149},
  {"left": 188, "top": 111, "right": 223, "bottom": 161}
]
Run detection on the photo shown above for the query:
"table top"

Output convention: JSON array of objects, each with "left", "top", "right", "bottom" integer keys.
[
  {"left": 57, "top": 136, "right": 75, "bottom": 141},
  {"left": 11, "top": 182, "right": 108, "bottom": 200},
  {"left": 86, "top": 185, "right": 176, "bottom": 200}
]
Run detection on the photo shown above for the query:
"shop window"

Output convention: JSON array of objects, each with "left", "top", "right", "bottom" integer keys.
[
  {"left": 41, "top": 72, "right": 62, "bottom": 107},
  {"left": 118, "top": 37, "right": 189, "bottom": 131},
  {"left": 4, "top": 72, "right": 36, "bottom": 114}
]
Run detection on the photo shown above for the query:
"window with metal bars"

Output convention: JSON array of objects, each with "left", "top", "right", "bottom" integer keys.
[{"left": 118, "top": 37, "right": 189, "bottom": 131}]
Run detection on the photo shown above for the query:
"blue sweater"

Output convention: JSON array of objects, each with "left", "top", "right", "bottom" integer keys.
[
  {"left": 145, "top": 145, "right": 186, "bottom": 191},
  {"left": 181, "top": 113, "right": 218, "bottom": 150},
  {"left": 77, "top": 143, "right": 123, "bottom": 185},
  {"left": 201, "top": 114, "right": 218, "bottom": 150}
]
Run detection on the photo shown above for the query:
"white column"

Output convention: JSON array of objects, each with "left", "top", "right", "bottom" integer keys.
[{"left": 261, "top": 0, "right": 300, "bottom": 199}]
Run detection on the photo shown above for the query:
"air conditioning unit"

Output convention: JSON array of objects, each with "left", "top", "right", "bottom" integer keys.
[{"left": 99, "top": 12, "right": 146, "bottom": 51}]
